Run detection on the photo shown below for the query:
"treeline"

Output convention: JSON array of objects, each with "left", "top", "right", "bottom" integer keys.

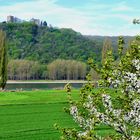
[
  {"left": 8, "top": 60, "right": 46, "bottom": 80},
  {"left": 8, "top": 59, "right": 97, "bottom": 80},
  {"left": 47, "top": 59, "right": 87, "bottom": 80}
]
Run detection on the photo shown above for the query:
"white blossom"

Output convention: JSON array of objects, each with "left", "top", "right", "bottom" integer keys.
[
  {"left": 69, "top": 58, "right": 140, "bottom": 139},
  {"left": 77, "top": 131, "right": 88, "bottom": 138}
]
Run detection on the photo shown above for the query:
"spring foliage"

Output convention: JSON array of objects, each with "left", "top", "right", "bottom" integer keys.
[
  {"left": 101, "top": 38, "right": 112, "bottom": 65},
  {"left": 56, "top": 36, "right": 140, "bottom": 140}
]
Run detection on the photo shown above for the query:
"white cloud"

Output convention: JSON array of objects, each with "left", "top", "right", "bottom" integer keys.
[
  {"left": 0, "top": 0, "right": 140, "bottom": 36},
  {"left": 111, "top": 1, "right": 134, "bottom": 12},
  {"left": 113, "top": 5, "right": 133, "bottom": 12}
]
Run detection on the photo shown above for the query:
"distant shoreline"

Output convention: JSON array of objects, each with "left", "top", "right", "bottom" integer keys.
[{"left": 7, "top": 80, "right": 90, "bottom": 84}]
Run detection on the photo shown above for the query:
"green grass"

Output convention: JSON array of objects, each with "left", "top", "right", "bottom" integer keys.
[
  {"left": 0, "top": 90, "right": 79, "bottom": 105},
  {"left": 0, "top": 90, "right": 80, "bottom": 140},
  {"left": 0, "top": 89, "right": 116, "bottom": 140}
]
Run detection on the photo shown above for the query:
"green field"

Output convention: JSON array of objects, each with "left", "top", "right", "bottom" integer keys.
[{"left": 0, "top": 90, "right": 116, "bottom": 140}]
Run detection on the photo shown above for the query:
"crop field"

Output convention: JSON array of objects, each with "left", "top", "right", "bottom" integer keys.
[{"left": 0, "top": 90, "right": 116, "bottom": 140}]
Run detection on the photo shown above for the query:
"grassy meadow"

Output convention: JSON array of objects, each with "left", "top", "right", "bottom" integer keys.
[{"left": 0, "top": 89, "right": 116, "bottom": 140}]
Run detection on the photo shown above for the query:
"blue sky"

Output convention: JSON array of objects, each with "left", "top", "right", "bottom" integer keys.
[{"left": 0, "top": 0, "right": 140, "bottom": 36}]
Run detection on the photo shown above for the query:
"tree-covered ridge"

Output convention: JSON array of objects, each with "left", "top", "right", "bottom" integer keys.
[
  {"left": 0, "top": 22, "right": 135, "bottom": 80},
  {"left": 0, "top": 22, "right": 103, "bottom": 64}
]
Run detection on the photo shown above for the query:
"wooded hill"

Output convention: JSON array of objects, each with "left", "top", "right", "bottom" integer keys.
[
  {"left": 0, "top": 22, "right": 103, "bottom": 64},
  {"left": 0, "top": 22, "right": 134, "bottom": 64},
  {"left": 0, "top": 22, "right": 134, "bottom": 80}
]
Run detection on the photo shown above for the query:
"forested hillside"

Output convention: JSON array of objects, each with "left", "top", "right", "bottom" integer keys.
[
  {"left": 0, "top": 22, "right": 102, "bottom": 64},
  {"left": 0, "top": 22, "right": 134, "bottom": 80}
]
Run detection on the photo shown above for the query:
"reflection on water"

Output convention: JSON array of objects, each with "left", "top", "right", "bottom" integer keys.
[{"left": 6, "top": 83, "right": 84, "bottom": 90}]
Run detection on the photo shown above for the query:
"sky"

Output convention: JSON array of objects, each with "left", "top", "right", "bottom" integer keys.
[{"left": 0, "top": 0, "right": 140, "bottom": 36}]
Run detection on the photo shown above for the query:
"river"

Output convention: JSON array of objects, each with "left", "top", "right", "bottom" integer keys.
[{"left": 5, "top": 81, "right": 86, "bottom": 90}]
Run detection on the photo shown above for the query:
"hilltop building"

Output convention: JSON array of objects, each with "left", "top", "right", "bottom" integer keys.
[
  {"left": 7, "top": 15, "right": 14, "bottom": 22},
  {"left": 6, "top": 15, "right": 47, "bottom": 26},
  {"left": 30, "top": 18, "right": 40, "bottom": 25},
  {"left": 7, "top": 15, "right": 22, "bottom": 23}
]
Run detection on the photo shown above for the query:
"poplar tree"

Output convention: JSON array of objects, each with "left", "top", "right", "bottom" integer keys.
[
  {"left": 0, "top": 30, "right": 7, "bottom": 90},
  {"left": 102, "top": 38, "right": 112, "bottom": 65}
]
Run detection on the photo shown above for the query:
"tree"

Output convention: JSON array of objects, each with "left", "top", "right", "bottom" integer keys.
[
  {"left": 57, "top": 36, "right": 140, "bottom": 140},
  {"left": 133, "top": 19, "right": 140, "bottom": 24},
  {"left": 89, "top": 68, "right": 100, "bottom": 81},
  {"left": 102, "top": 37, "right": 112, "bottom": 65},
  {"left": 43, "top": 21, "right": 47, "bottom": 26},
  {"left": 0, "top": 30, "right": 7, "bottom": 90}
]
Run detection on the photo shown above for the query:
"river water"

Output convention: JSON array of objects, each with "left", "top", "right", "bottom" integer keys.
[{"left": 5, "top": 82, "right": 85, "bottom": 90}]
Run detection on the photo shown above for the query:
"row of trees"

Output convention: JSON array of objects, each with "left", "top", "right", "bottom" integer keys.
[
  {"left": 47, "top": 59, "right": 87, "bottom": 80},
  {"left": 8, "top": 60, "right": 45, "bottom": 80},
  {"left": 7, "top": 59, "right": 99, "bottom": 80}
]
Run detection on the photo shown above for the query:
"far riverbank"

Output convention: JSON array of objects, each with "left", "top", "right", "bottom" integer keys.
[{"left": 7, "top": 80, "right": 89, "bottom": 84}]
